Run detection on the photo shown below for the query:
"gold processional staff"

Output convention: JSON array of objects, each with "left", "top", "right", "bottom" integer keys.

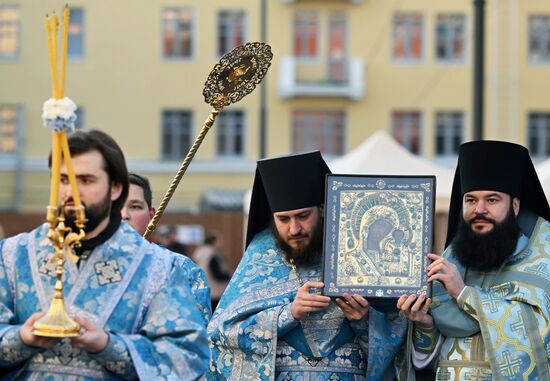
[
  {"left": 33, "top": 5, "right": 273, "bottom": 338},
  {"left": 143, "top": 41, "right": 273, "bottom": 239}
]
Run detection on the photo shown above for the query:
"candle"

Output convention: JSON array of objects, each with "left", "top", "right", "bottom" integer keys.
[
  {"left": 50, "top": 13, "right": 60, "bottom": 99},
  {"left": 45, "top": 15, "right": 58, "bottom": 98},
  {"left": 49, "top": 132, "right": 61, "bottom": 207},
  {"left": 60, "top": 5, "right": 70, "bottom": 97},
  {"left": 60, "top": 132, "right": 81, "bottom": 208}
]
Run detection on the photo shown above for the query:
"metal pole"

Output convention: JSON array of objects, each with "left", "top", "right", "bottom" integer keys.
[
  {"left": 259, "top": 0, "right": 267, "bottom": 158},
  {"left": 473, "top": 0, "right": 485, "bottom": 141}
]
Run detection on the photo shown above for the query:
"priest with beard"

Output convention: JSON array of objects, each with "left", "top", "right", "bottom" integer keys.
[
  {"left": 0, "top": 129, "right": 210, "bottom": 380},
  {"left": 207, "top": 151, "right": 407, "bottom": 381},
  {"left": 397, "top": 141, "right": 550, "bottom": 380}
]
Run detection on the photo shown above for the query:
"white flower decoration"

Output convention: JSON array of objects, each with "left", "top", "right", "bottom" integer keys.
[{"left": 42, "top": 97, "right": 78, "bottom": 132}]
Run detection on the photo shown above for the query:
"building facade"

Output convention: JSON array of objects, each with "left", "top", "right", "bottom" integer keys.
[{"left": 1, "top": 0, "right": 550, "bottom": 216}]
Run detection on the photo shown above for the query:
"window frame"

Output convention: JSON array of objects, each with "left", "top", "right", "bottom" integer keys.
[
  {"left": 0, "top": 104, "right": 22, "bottom": 157},
  {"left": 215, "top": 110, "right": 246, "bottom": 158},
  {"left": 434, "top": 111, "right": 464, "bottom": 157},
  {"left": 74, "top": 107, "right": 85, "bottom": 130},
  {"left": 0, "top": 3, "right": 20, "bottom": 61},
  {"left": 292, "top": 109, "right": 346, "bottom": 158},
  {"left": 392, "top": 12, "right": 425, "bottom": 65},
  {"left": 67, "top": 7, "right": 85, "bottom": 60},
  {"left": 161, "top": 7, "right": 195, "bottom": 61},
  {"left": 391, "top": 111, "right": 423, "bottom": 154},
  {"left": 528, "top": 112, "right": 550, "bottom": 158},
  {"left": 217, "top": 9, "right": 247, "bottom": 57},
  {"left": 293, "top": 9, "right": 320, "bottom": 61},
  {"left": 434, "top": 13, "right": 466, "bottom": 65},
  {"left": 528, "top": 14, "right": 550, "bottom": 65},
  {"left": 161, "top": 110, "right": 194, "bottom": 161},
  {"left": 327, "top": 9, "right": 349, "bottom": 83}
]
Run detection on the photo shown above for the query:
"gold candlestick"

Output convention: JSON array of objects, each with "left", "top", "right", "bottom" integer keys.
[
  {"left": 33, "top": 211, "right": 84, "bottom": 337},
  {"left": 36, "top": 5, "right": 86, "bottom": 338}
]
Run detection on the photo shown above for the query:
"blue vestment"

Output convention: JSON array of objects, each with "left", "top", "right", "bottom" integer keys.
[
  {"left": 0, "top": 222, "right": 211, "bottom": 380},
  {"left": 207, "top": 229, "right": 407, "bottom": 380}
]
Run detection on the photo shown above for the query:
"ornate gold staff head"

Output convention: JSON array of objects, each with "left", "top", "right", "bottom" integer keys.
[
  {"left": 143, "top": 42, "right": 273, "bottom": 239},
  {"left": 203, "top": 41, "right": 273, "bottom": 109}
]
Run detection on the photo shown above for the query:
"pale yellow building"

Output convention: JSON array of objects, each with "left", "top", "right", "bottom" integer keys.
[{"left": 1, "top": 0, "right": 550, "bottom": 216}]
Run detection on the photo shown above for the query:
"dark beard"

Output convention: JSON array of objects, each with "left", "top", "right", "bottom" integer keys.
[
  {"left": 272, "top": 217, "right": 324, "bottom": 267},
  {"left": 65, "top": 191, "right": 112, "bottom": 234},
  {"left": 451, "top": 206, "right": 520, "bottom": 271}
]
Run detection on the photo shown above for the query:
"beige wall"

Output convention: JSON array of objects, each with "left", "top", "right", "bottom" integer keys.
[
  {"left": 267, "top": 0, "right": 473, "bottom": 159},
  {"left": 0, "top": 0, "right": 263, "bottom": 213},
  {"left": 2, "top": 0, "right": 550, "bottom": 215}
]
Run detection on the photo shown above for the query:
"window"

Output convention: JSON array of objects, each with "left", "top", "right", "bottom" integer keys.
[
  {"left": 529, "top": 15, "right": 550, "bottom": 64},
  {"left": 217, "top": 110, "right": 244, "bottom": 157},
  {"left": 392, "top": 111, "right": 422, "bottom": 154},
  {"left": 294, "top": 10, "right": 318, "bottom": 58},
  {"left": 218, "top": 10, "right": 245, "bottom": 56},
  {"left": 162, "top": 110, "right": 192, "bottom": 160},
  {"left": 435, "top": 112, "right": 463, "bottom": 156},
  {"left": 393, "top": 13, "right": 423, "bottom": 62},
  {"left": 0, "top": 105, "right": 19, "bottom": 154},
  {"left": 67, "top": 8, "right": 84, "bottom": 58},
  {"left": 75, "top": 107, "right": 84, "bottom": 130},
  {"left": 328, "top": 10, "right": 347, "bottom": 82},
  {"left": 528, "top": 113, "right": 550, "bottom": 157},
  {"left": 435, "top": 14, "right": 465, "bottom": 62},
  {"left": 162, "top": 8, "right": 193, "bottom": 59},
  {"left": 0, "top": 4, "right": 20, "bottom": 60},
  {"left": 292, "top": 110, "right": 345, "bottom": 156}
]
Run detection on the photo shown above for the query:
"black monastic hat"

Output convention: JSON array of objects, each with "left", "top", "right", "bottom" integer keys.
[
  {"left": 245, "top": 151, "right": 331, "bottom": 247},
  {"left": 445, "top": 140, "right": 550, "bottom": 247}
]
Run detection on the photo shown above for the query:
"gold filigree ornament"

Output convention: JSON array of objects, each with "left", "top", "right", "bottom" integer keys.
[
  {"left": 144, "top": 42, "right": 273, "bottom": 239},
  {"left": 203, "top": 42, "right": 273, "bottom": 109}
]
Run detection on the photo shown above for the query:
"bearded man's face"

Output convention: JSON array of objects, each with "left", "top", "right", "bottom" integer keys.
[
  {"left": 272, "top": 206, "right": 324, "bottom": 267},
  {"left": 462, "top": 191, "right": 519, "bottom": 233},
  {"left": 60, "top": 150, "right": 122, "bottom": 236},
  {"left": 452, "top": 191, "right": 520, "bottom": 271},
  {"left": 65, "top": 190, "right": 112, "bottom": 234}
]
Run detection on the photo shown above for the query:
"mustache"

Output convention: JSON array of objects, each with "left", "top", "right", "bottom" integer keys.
[
  {"left": 289, "top": 233, "right": 309, "bottom": 239},
  {"left": 63, "top": 198, "right": 87, "bottom": 210},
  {"left": 288, "top": 233, "right": 309, "bottom": 241},
  {"left": 469, "top": 215, "right": 496, "bottom": 224}
]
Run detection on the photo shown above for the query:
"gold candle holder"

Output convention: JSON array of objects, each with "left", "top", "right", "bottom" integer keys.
[
  {"left": 33, "top": 209, "right": 85, "bottom": 337},
  {"left": 36, "top": 5, "right": 86, "bottom": 338}
]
